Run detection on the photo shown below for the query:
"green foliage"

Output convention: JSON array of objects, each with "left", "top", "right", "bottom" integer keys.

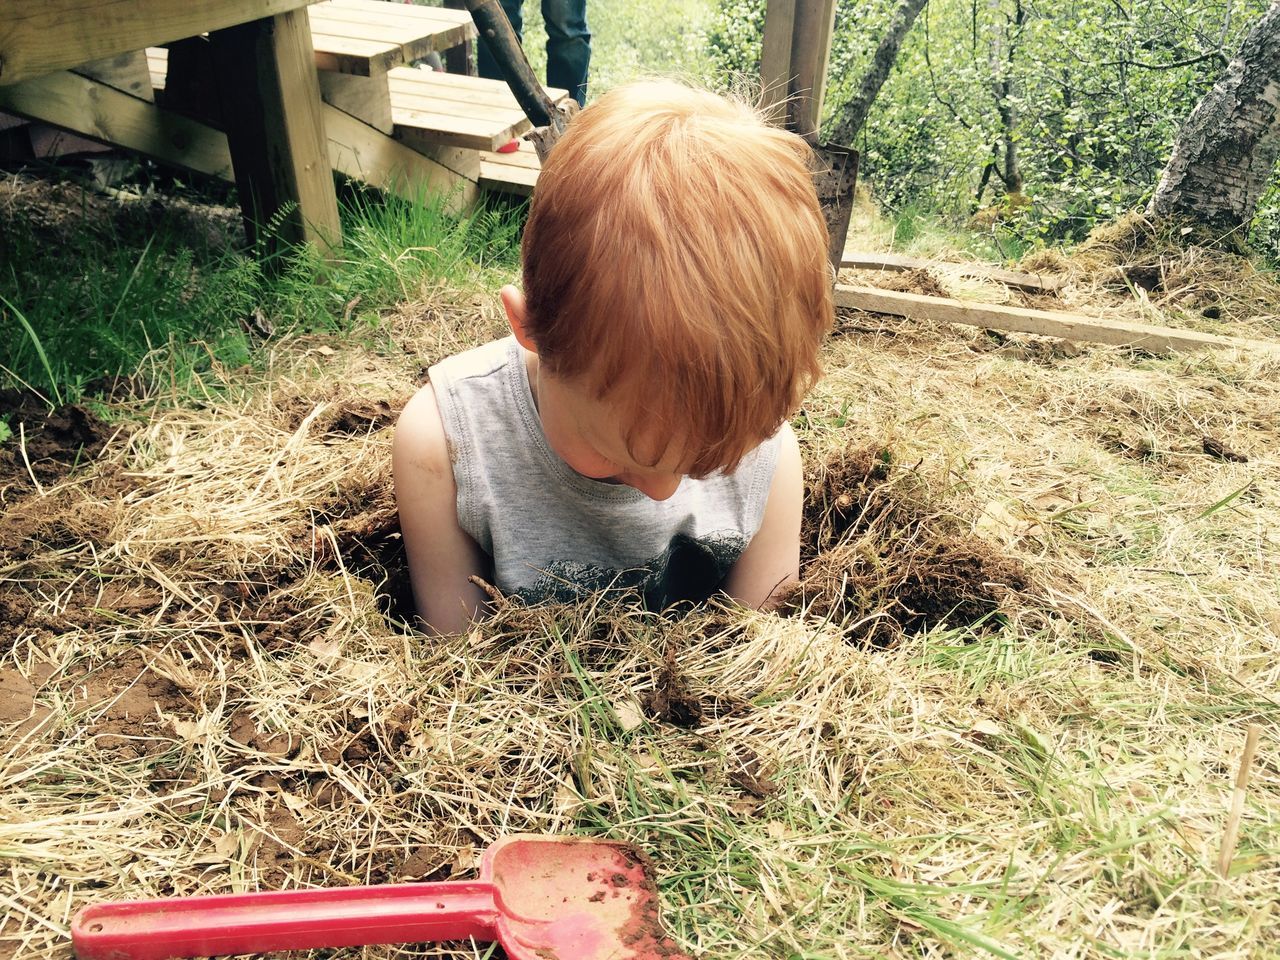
[
  {"left": 522, "top": 0, "right": 716, "bottom": 93},
  {"left": 706, "top": 0, "right": 1280, "bottom": 252},
  {"left": 0, "top": 182, "right": 522, "bottom": 400}
]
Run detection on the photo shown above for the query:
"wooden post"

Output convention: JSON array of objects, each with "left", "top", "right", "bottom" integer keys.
[
  {"left": 209, "top": 9, "right": 341, "bottom": 257},
  {"left": 786, "top": 0, "right": 836, "bottom": 138},
  {"left": 760, "top": 0, "right": 836, "bottom": 137},
  {"left": 759, "top": 0, "right": 796, "bottom": 124}
]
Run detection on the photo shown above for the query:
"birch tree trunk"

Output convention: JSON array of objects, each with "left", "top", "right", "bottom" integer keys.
[
  {"left": 828, "top": 0, "right": 930, "bottom": 145},
  {"left": 1146, "top": 1, "right": 1280, "bottom": 239}
]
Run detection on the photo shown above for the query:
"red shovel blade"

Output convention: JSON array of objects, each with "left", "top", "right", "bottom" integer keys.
[
  {"left": 71, "top": 835, "right": 692, "bottom": 960},
  {"left": 487, "top": 835, "right": 692, "bottom": 959}
]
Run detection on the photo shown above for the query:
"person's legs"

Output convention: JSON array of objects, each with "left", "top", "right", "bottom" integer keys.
[
  {"left": 476, "top": 0, "right": 525, "bottom": 81},
  {"left": 542, "top": 0, "right": 590, "bottom": 106}
]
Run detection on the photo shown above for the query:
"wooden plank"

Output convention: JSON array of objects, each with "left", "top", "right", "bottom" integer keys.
[
  {"left": 0, "top": 0, "right": 317, "bottom": 86},
  {"left": 0, "top": 68, "right": 476, "bottom": 214},
  {"left": 0, "top": 68, "right": 233, "bottom": 177},
  {"left": 74, "top": 50, "right": 154, "bottom": 102},
  {"left": 388, "top": 68, "right": 567, "bottom": 111},
  {"left": 399, "top": 68, "right": 567, "bottom": 100},
  {"left": 840, "top": 251, "right": 1064, "bottom": 293},
  {"left": 209, "top": 10, "right": 340, "bottom": 256},
  {"left": 307, "top": 13, "right": 470, "bottom": 62},
  {"left": 395, "top": 138, "right": 480, "bottom": 181},
  {"left": 146, "top": 47, "right": 168, "bottom": 92},
  {"left": 310, "top": 3, "right": 472, "bottom": 33},
  {"left": 319, "top": 70, "right": 392, "bottom": 134},
  {"left": 389, "top": 88, "right": 530, "bottom": 124},
  {"left": 477, "top": 145, "right": 540, "bottom": 170},
  {"left": 392, "top": 107, "right": 524, "bottom": 151},
  {"left": 759, "top": 0, "right": 796, "bottom": 124},
  {"left": 479, "top": 152, "right": 538, "bottom": 196},
  {"left": 310, "top": 33, "right": 400, "bottom": 75},
  {"left": 833, "top": 284, "right": 1280, "bottom": 355},
  {"left": 325, "top": 104, "right": 475, "bottom": 215}
]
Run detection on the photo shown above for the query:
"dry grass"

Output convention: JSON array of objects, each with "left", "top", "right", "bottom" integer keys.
[{"left": 3, "top": 273, "right": 1279, "bottom": 960}]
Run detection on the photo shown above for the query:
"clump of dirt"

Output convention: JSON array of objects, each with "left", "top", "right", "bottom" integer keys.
[
  {"left": 276, "top": 392, "right": 407, "bottom": 438},
  {"left": 0, "top": 390, "right": 117, "bottom": 494},
  {"left": 643, "top": 651, "right": 704, "bottom": 728},
  {"left": 876, "top": 268, "right": 951, "bottom": 299},
  {"left": 801, "top": 443, "right": 901, "bottom": 560},
  {"left": 728, "top": 745, "right": 778, "bottom": 798},
  {"left": 789, "top": 442, "right": 1030, "bottom": 642}
]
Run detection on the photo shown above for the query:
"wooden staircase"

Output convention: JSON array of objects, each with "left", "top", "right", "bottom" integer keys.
[{"left": 4, "top": 0, "right": 551, "bottom": 219}]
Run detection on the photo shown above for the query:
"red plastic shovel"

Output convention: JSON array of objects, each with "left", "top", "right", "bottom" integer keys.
[{"left": 72, "top": 834, "right": 692, "bottom": 960}]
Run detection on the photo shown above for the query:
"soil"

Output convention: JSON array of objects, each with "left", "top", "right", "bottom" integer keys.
[
  {"left": 0, "top": 389, "right": 118, "bottom": 495},
  {"left": 71, "top": 652, "right": 195, "bottom": 759},
  {"left": 643, "top": 651, "right": 704, "bottom": 728},
  {"left": 790, "top": 442, "right": 1030, "bottom": 641},
  {"left": 875, "top": 268, "right": 951, "bottom": 299}
]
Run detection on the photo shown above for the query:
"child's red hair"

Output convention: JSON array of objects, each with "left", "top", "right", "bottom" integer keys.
[{"left": 521, "top": 79, "right": 832, "bottom": 475}]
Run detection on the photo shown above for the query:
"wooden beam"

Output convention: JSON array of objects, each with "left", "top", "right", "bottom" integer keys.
[
  {"left": 759, "top": 0, "right": 796, "bottom": 125},
  {"left": 841, "top": 251, "right": 1064, "bottom": 293},
  {"left": 325, "top": 104, "right": 475, "bottom": 215},
  {"left": 209, "top": 9, "right": 340, "bottom": 256},
  {"left": 319, "top": 70, "right": 392, "bottom": 134},
  {"left": 0, "top": 68, "right": 475, "bottom": 215},
  {"left": 834, "top": 284, "right": 1280, "bottom": 354},
  {"left": 0, "top": 0, "right": 316, "bottom": 87},
  {"left": 0, "top": 68, "right": 233, "bottom": 177},
  {"left": 74, "top": 50, "right": 154, "bottom": 102}
]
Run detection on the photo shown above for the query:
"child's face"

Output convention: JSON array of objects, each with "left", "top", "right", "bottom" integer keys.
[{"left": 535, "top": 367, "right": 688, "bottom": 502}]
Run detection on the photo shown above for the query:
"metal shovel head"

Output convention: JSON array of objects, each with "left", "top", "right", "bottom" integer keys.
[{"left": 483, "top": 835, "right": 693, "bottom": 960}]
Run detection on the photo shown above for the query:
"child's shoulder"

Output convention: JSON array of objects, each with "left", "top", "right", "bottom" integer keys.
[{"left": 429, "top": 335, "right": 517, "bottom": 386}]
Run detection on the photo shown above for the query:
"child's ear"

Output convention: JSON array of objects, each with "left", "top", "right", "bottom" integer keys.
[{"left": 500, "top": 285, "right": 536, "bottom": 352}]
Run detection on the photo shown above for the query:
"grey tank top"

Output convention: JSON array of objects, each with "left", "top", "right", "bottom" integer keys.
[{"left": 428, "top": 336, "right": 781, "bottom": 609}]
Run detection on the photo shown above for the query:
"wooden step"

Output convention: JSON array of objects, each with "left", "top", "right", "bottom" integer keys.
[
  {"left": 479, "top": 142, "right": 542, "bottom": 196},
  {"left": 389, "top": 66, "right": 565, "bottom": 152},
  {"left": 308, "top": 0, "right": 472, "bottom": 75}
]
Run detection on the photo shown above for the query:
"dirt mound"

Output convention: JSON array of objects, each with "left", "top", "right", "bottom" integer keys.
[
  {"left": 875, "top": 268, "right": 951, "bottom": 299},
  {"left": 790, "top": 443, "right": 1029, "bottom": 642},
  {"left": 643, "top": 651, "right": 704, "bottom": 728},
  {"left": 0, "top": 390, "right": 117, "bottom": 494}
]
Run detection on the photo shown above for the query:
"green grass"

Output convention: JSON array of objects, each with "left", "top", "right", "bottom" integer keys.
[{"left": 0, "top": 178, "right": 522, "bottom": 404}]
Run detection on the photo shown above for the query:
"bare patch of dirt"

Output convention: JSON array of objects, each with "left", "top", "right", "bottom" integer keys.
[
  {"left": 276, "top": 392, "right": 407, "bottom": 438},
  {"left": 0, "top": 667, "right": 53, "bottom": 735},
  {"left": 73, "top": 653, "right": 194, "bottom": 758}
]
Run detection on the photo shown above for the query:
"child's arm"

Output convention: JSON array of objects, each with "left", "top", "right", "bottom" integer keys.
[
  {"left": 721, "top": 423, "right": 804, "bottom": 609},
  {"left": 393, "top": 385, "right": 492, "bottom": 635}
]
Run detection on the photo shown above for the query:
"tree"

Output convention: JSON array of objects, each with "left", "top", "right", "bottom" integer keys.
[
  {"left": 1147, "top": 1, "right": 1280, "bottom": 240},
  {"left": 827, "top": 0, "right": 931, "bottom": 145}
]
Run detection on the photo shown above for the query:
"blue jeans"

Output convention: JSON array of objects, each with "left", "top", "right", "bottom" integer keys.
[{"left": 476, "top": 0, "right": 591, "bottom": 107}]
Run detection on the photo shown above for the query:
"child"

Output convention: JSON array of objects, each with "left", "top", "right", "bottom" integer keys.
[{"left": 393, "top": 80, "right": 832, "bottom": 635}]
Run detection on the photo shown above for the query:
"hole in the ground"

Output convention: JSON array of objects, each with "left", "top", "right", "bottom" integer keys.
[{"left": 788, "top": 443, "right": 1029, "bottom": 643}]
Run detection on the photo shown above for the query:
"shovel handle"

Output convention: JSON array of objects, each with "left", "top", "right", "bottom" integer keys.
[{"left": 71, "top": 881, "right": 500, "bottom": 960}]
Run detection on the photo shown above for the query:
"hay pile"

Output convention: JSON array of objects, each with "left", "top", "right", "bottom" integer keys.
[{"left": 3, "top": 279, "right": 1279, "bottom": 958}]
